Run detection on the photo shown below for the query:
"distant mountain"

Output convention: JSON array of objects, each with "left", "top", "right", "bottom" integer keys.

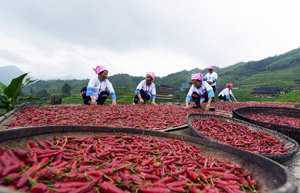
[{"left": 0, "top": 65, "right": 27, "bottom": 85}]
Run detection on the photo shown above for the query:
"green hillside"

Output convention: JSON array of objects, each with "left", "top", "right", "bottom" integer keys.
[
  {"left": 218, "top": 47, "right": 300, "bottom": 89},
  {"left": 20, "top": 47, "right": 300, "bottom": 103}
]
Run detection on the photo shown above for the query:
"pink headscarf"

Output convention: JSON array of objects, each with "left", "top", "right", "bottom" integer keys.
[
  {"left": 146, "top": 72, "right": 155, "bottom": 81},
  {"left": 94, "top": 66, "right": 108, "bottom": 74},
  {"left": 191, "top": 73, "right": 203, "bottom": 81},
  {"left": 208, "top": 66, "right": 215, "bottom": 71}
]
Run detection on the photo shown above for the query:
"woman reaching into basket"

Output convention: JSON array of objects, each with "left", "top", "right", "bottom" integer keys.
[
  {"left": 218, "top": 83, "right": 238, "bottom": 102},
  {"left": 185, "top": 73, "right": 215, "bottom": 111},
  {"left": 81, "top": 65, "right": 117, "bottom": 105},
  {"left": 132, "top": 72, "right": 157, "bottom": 105}
]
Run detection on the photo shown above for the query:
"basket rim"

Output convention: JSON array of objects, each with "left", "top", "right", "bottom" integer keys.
[{"left": 186, "top": 113, "right": 299, "bottom": 161}]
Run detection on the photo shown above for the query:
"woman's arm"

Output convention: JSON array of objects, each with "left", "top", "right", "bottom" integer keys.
[
  {"left": 90, "top": 96, "right": 97, "bottom": 105},
  {"left": 151, "top": 84, "right": 156, "bottom": 105},
  {"left": 107, "top": 80, "right": 117, "bottom": 105},
  {"left": 137, "top": 93, "right": 144, "bottom": 104},
  {"left": 152, "top": 99, "right": 156, "bottom": 105},
  {"left": 205, "top": 97, "right": 213, "bottom": 111},
  {"left": 185, "top": 86, "right": 193, "bottom": 109}
]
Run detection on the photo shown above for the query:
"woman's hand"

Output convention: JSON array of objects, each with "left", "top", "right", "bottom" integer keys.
[
  {"left": 91, "top": 98, "right": 97, "bottom": 105},
  {"left": 112, "top": 99, "right": 117, "bottom": 105},
  {"left": 140, "top": 99, "right": 145, "bottom": 104},
  {"left": 185, "top": 102, "right": 192, "bottom": 109},
  {"left": 205, "top": 103, "right": 211, "bottom": 111}
]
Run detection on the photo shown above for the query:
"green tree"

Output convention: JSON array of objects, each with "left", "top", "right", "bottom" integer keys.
[
  {"left": 61, "top": 83, "right": 71, "bottom": 97},
  {"left": 35, "top": 89, "right": 50, "bottom": 98}
]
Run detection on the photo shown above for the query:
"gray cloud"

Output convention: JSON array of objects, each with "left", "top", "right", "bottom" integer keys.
[
  {"left": 0, "top": 0, "right": 300, "bottom": 79},
  {"left": 0, "top": 50, "right": 29, "bottom": 64}
]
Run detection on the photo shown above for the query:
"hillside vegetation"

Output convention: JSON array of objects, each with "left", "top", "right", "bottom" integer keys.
[{"left": 16, "top": 47, "right": 300, "bottom": 103}]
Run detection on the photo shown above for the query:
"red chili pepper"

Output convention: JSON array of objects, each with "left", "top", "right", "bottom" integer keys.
[
  {"left": 215, "top": 183, "right": 237, "bottom": 193},
  {"left": 16, "top": 165, "right": 37, "bottom": 188},
  {"left": 13, "top": 149, "right": 28, "bottom": 157},
  {"left": 30, "top": 183, "right": 48, "bottom": 193},
  {"left": 187, "top": 170, "right": 199, "bottom": 181},
  {"left": 131, "top": 174, "right": 144, "bottom": 183},
  {"left": 140, "top": 172, "right": 160, "bottom": 180},
  {"left": 166, "top": 180, "right": 187, "bottom": 188},
  {"left": 28, "top": 141, "right": 37, "bottom": 149},
  {"left": 54, "top": 182, "right": 88, "bottom": 189},
  {"left": 168, "top": 186, "right": 185, "bottom": 192},
  {"left": 2, "top": 164, "right": 23, "bottom": 176},
  {"left": 170, "top": 166, "right": 187, "bottom": 176},
  {"left": 222, "top": 172, "right": 240, "bottom": 181},
  {"left": 157, "top": 176, "right": 175, "bottom": 184},
  {"left": 189, "top": 186, "right": 201, "bottom": 193},
  {"left": 141, "top": 158, "right": 154, "bottom": 166},
  {"left": 139, "top": 187, "right": 171, "bottom": 193},
  {"left": 2, "top": 173, "right": 21, "bottom": 184},
  {"left": 70, "top": 178, "right": 100, "bottom": 193},
  {"left": 100, "top": 181, "right": 126, "bottom": 193}
]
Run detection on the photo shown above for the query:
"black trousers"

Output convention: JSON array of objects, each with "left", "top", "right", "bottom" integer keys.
[
  {"left": 192, "top": 91, "right": 208, "bottom": 107},
  {"left": 81, "top": 87, "right": 109, "bottom": 105},
  {"left": 218, "top": 95, "right": 228, "bottom": 101},
  {"left": 133, "top": 89, "right": 151, "bottom": 104}
]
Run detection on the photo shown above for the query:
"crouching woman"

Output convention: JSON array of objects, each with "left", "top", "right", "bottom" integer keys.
[
  {"left": 133, "top": 72, "right": 156, "bottom": 105},
  {"left": 218, "top": 83, "right": 238, "bottom": 102},
  {"left": 81, "top": 66, "right": 117, "bottom": 105},
  {"left": 185, "top": 73, "right": 215, "bottom": 111}
]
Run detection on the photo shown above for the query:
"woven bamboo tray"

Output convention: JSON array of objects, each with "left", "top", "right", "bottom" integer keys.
[
  {"left": 187, "top": 113, "right": 299, "bottom": 163},
  {"left": 0, "top": 126, "right": 298, "bottom": 193},
  {"left": 233, "top": 106, "right": 300, "bottom": 141}
]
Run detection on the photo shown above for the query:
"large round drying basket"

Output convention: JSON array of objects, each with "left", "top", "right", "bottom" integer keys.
[
  {"left": 232, "top": 106, "right": 300, "bottom": 141},
  {"left": 0, "top": 126, "right": 298, "bottom": 193},
  {"left": 187, "top": 113, "right": 299, "bottom": 163}
]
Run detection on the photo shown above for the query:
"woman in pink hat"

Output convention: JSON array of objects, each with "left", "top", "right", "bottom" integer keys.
[
  {"left": 185, "top": 73, "right": 215, "bottom": 111},
  {"left": 81, "top": 66, "right": 117, "bottom": 105},
  {"left": 218, "top": 83, "right": 238, "bottom": 102},
  {"left": 132, "top": 72, "right": 157, "bottom": 105},
  {"left": 203, "top": 66, "right": 218, "bottom": 101}
]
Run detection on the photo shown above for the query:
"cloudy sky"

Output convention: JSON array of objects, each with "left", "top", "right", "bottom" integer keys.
[{"left": 0, "top": 0, "right": 300, "bottom": 79}]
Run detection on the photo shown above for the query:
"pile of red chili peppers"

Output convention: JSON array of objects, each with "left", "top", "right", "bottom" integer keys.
[
  {"left": 0, "top": 134, "right": 258, "bottom": 193},
  {"left": 4, "top": 105, "right": 225, "bottom": 130},
  {"left": 245, "top": 114, "right": 300, "bottom": 128},
  {"left": 192, "top": 118, "right": 290, "bottom": 154},
  {"left": 209, "top": 102, "right": 296, "bottom": 112}
]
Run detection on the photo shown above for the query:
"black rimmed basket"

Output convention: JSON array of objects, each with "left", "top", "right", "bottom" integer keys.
[
  {"left": 187, "top": 113, "right": 299, "bottom": 163},
  {"left": 0, "top": 125, "right": 298, "bottom": 193},
  {"left": 232, "top": 106, "right": 300, "bottom": 141}
]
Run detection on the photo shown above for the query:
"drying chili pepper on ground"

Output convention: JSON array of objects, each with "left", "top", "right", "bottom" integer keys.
[
  {"left": 192, "top": 118, "right": 290, "bottom": 154},
  {"left": 0, "top": 134, "right": 259, "bottom": 192},
  {"left": 4, "top": 104, "right": 226, "bottom": 130}
]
